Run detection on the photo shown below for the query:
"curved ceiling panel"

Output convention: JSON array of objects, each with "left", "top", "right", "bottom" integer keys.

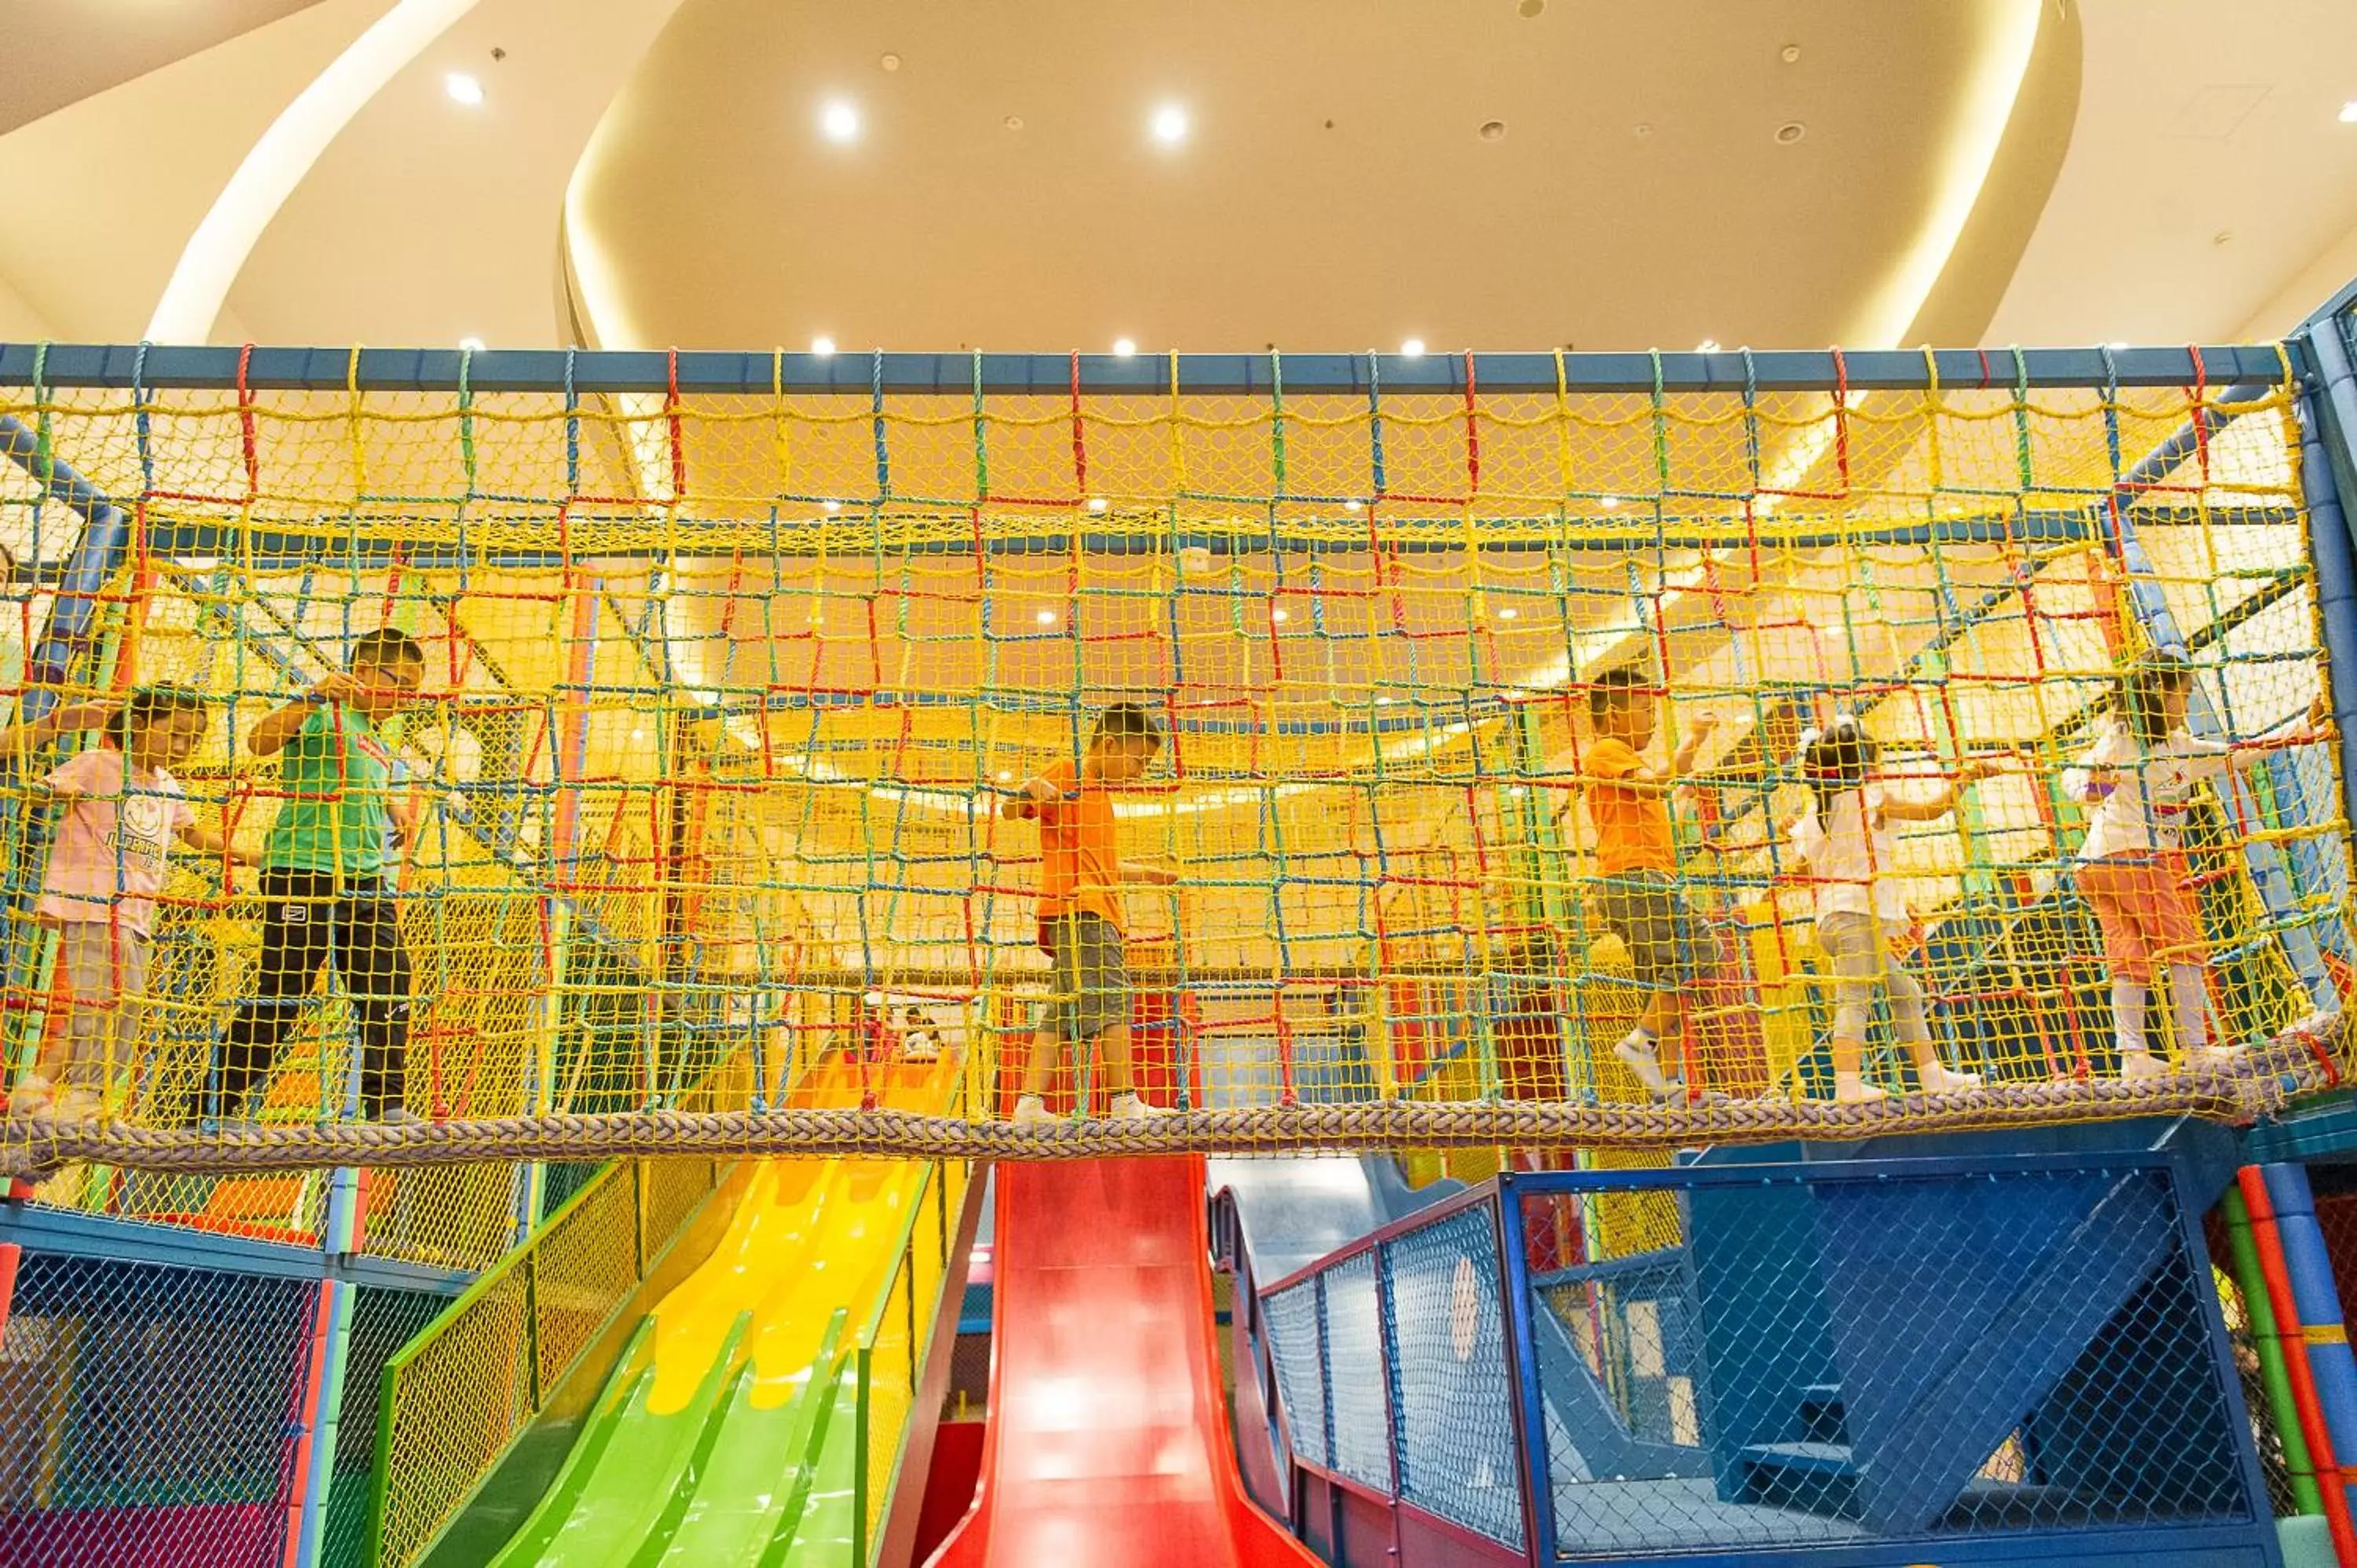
[{"left": 566, "top": 0, "right": 2073, "bottom": 353}]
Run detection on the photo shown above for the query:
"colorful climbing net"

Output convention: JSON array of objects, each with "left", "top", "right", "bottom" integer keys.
[{"left": 0, "top": 343, "right": 2348, "bottom": 1203}]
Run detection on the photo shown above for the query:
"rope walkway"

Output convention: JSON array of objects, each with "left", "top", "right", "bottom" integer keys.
[{"left": 5, "top": 1017, "right": 2337, "bottom": 1179}]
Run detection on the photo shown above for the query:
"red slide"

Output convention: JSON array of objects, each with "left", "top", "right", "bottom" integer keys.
[{"left": 925, "top": 1155, "right": 1320, "bottom": 1568}]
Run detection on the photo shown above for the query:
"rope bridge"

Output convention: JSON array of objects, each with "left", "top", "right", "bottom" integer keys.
[{"left": 0, "top": 343, "right": 2348, "bottom": 1189}]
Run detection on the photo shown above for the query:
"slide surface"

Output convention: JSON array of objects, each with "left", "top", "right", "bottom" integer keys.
[
  {"left": 489, "top": 1056, "right": 949, "bottom": 1567},
  {"left": 926, "top": 1155, "right": 1318, "bottom": 1568}
]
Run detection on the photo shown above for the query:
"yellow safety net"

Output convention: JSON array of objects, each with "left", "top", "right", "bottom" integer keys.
[{"left": 0, "top": 347, "right": 2348, "bottom": 1183}]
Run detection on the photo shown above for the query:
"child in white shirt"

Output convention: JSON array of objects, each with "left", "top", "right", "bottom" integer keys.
[
  {"left": 2063, "top": 659, "right": 2252, "bottom": 1079},
  {"left": 1791, "top": 716, "right": 1996, "bottom": 1103}
]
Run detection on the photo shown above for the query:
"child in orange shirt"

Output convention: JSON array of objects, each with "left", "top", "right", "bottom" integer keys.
[
  {"left": 1001, "top": 702, "right": 1181, "bottom": 1123},
  {"left": 1563, "top": 668, "right": 1717, "bottom": 1098}
]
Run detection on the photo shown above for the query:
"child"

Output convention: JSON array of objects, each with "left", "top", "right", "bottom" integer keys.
[
  {"left": 9, "top": 689, "right": 255, "bottom": 1120},
  {"left": 216, "top": 628, "right": 428, "bottom": 1124},
  {"left": 1567, "top": 667, "right": 1717, "bottom": 1099},
  {"left": 1790, "top": 716, "right": 1991, "bottom": 1103},
  {"left": 1000, "top": 702, "right": 1180, "bottom": 1123},
  {"left": 2064, "top": 658, "right": 2255, "bottom": 1079}
]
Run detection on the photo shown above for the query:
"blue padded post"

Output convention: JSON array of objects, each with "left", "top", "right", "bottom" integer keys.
[{"left": 0, "top": 413, "right": 135, "bottom": 727}]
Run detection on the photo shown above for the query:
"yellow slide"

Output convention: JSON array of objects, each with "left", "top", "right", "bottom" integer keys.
[{"left": 489, "top": 1053, "right": 955, "bottom": 1566}]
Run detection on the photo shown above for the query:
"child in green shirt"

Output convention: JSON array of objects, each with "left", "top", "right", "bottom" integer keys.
[{"left": 214, "top": 628, "right": 427, "bottom": 1124}]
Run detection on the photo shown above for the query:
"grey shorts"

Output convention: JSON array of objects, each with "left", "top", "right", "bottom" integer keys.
[
  {"left": 1593, "top": 873, "right": 1703, "bottom": 991},
  {"left": 1043, "top": 911, "right": 1129, "bottom": 1042}
]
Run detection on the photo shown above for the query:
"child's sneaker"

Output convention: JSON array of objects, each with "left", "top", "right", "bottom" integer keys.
[
  {"left": 1109, "top": 1093, "right": 1173, "bottom": 1121},
  {"left": 1612, "top": 1034, "right": 1674, "bottom": 1097},
  {"left": 2119, "top": 1050, "right": 2169, "bottom": 1084},
  {"left": 1832, "top": 1075, "right": 1887, "bottom": 1105},
  {"left": 1919, "top": 1064, "right": 1982, "bottom": 1094},
  {"left": 50, "top": 1089, "right": 102, "bottom": 1124},
  {"left": 379, "top": 1107, "right": 427, "bottom": 1128},
  {"left": 9, "top": 1073, "right": 53, "bottom": 1114},
  {"left": 1011, "top": 1094, "right": 1054, "bottom": 1127}
]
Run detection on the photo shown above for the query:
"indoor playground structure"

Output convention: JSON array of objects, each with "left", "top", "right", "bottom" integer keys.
[{"left": 3, "top": 286, "right": 2357, "bottom": 1568}]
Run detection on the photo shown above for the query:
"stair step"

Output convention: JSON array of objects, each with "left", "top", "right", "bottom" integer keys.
[
  {"left": 1796, "top": 1383, "right": 1848, "bottom": 1444},
  {"left": 1739, "top": 1441, "right": 1862, "bottom": 1520}
]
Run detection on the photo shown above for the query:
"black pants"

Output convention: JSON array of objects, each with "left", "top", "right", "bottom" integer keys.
[{"left": 217, "top": 868, "right": 412, "bottom": 1119}]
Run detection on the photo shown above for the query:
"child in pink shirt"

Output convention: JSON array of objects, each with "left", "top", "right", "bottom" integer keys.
[{"left": 8, "top": 689, "right": 252, "bottom": 1120}]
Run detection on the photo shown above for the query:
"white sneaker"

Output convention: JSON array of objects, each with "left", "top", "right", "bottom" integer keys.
[
  {"left": 2120, "top": 1050, "right": 2168, "bottom": 1084},
  {"left": 1612, "top": 1035, "right": 1674, "bottom": 1097},
  {"left": 379, "top": 1107, "right": 426, "bottom": 1127},
  {"left": 1832, "top": 1075, "right": 1887, "bottom": 1105},
  {"left": 10, "top": 1072, "right": 53, "bottom": 1114},
  {"left": 1012, "top": 1094, "right": 1054, "bottom": 1127},
  {"left": 1919, "top": 1065, "right": 1982, "bottom": 1094},
  {"left": 1109, "top": 1093, "right": 1174, "bottom": 1120},
  {"left": 50, "top": 1089, "right": 103, "bottom": 1124}
]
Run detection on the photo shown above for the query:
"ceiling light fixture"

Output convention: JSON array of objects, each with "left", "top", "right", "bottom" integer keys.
[
  {"left": 995, "top": 769, "right": 1012, "bottom": 782},
  {"left": 457, "top": 336, "right": 486, "bottom": 352},
  {"left": 445, "top": 72, "right": 484, "bottom": 106},
  {"left": 2341, "top": 101, "right": 2357, "bottom": 123},
  {"left": 2106, "top": 340, "right": 2131, "bottom": 350},
  {"left": 1003, "top": 114, "right": 1024, "bottom": 131},
  {"left": 1272, "top": 607, "right": 1290, "bottom": 624},
  {"left": 1151, "top": 104, "right": 1189, "bottom": 145},
  {"left": 1400, "top": 338, "right": 1426, "bottom": 357},
  {"left": 1774, "top": 121, "right": 1806, "bottom": 145},
  {"left": 823, "top": 500, "right": 842, "bottom": 514},
  {"left": 1479, "top": 119, "right": 1508, "bottom": 142},
  {"left": 1113, "top": 337, "right": 1136, "bottom": 357},
  {"left": 1696, "top": 339, "right": 1721, "bottom": 353},
  {"left": 1780, "top": 43, "right": 1802, "bottom": 64},
  {"left": 1087, "top": 496, "right": 1109, "bottom": 513},
  {"left": 1519, "top": 0, "right": 1545, "bottom": 15},
  {"left": 812, "top": 335, "right": 836, "bottom": 357},
  {"left": 821, "top": 100, "right": 860, "bottom": 142},
  {"left": 1602, "top": 495, "right": 1622, "bottom": 509},
  {"left": 879, "top": 53, "right": 901, "bottom": 72},
  {"left": 1498, "top": 607, "right": 1519, "bottom": 621},
  {"left": 1036, "top": 610, "right": 1058, "bottom": 626},
  {"left": 1344, "top": 499, "right": 1365, "bottom": 512}
]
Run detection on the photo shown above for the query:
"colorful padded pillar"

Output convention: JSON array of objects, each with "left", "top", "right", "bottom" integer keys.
[
  {"left": 2223, "top": 1183, "right": 2328, "bottom": 1516},
  {"left": 286, "top": 1160, "right": 366, "bottom": 1564},
  {"left": 2242, "top": 1164, "right": 2357, "bottom": 1564}
]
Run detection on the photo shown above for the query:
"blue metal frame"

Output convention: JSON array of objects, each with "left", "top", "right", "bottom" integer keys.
[
  {"left": 0, "top": 342, "right": 2305, "bottom": 397},
  {"left": 0, "top": 1199, "right": 473, "bottom": 1294}
]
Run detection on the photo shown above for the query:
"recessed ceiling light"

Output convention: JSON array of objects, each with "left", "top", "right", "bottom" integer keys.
[
  {"left": 445, "top": 72, "right": 485, "bottom": 106},
  {"left": 1036, "top": 610, "right": 1058, "bottom": 626},
  {"left": 1498, "top": 607, "right": 1519, "bottom": 621},
  {"left": 879, "top": 53, "right": 902, "bottom": 72},
  {"left": 1087, "top": 497, "right": 1109, "bottom": 513},
  {"left": 1151, "top": 104, "right": 1189, "bottom": 145},
  {"left": 1696, "top": 339, "right": 1721, "bottom": 353},
  {"left": 1602, "top": 495, "right": 1622, "bottom": 509},
  {"left": 1479, "top": 119, "right": 1508, "bottom": 142},
  {"left": 1272, "top": 607, "right": 1290, "bottom": 624},
  {"left": 458, "top": 336, "right": 486, "bottom": 352},
  {"left": 812, "top": 335, "right": 836, "bottom": 357},
  {"left": 1344, "top": 499, "right": 1365, "bottom": 512},
  {"left": 1780, "top": 43, "right": 1802, "bottom": 64},
  {"left": 823, "top": 500, "right": 842, "bottom": 514},
  {"left": 1633, "top": 122, "right": 1654, "bottom": 138},
  {"left": 1003, "top": 114, "right": 1024, "bottom": 131},
  {"left": 1518, "top": 0, "right": 1545, "bottom": 15},
  {"left": 2106, "top": 340, "right": 2130, "bottom": 350},
  {"left": 2213, "top": 229, "right": 2234, "bottom": 246},
  {"left": 995, "top": 769, "right": 1012, "bottom": 782},
  {"left": 1774, "top": 121, "right": 1806, "bottom": 145},
  {"left": 1400, "top": 338, "right": 1426, "bottom": 357},
  {"left": 1375, "top": 695, "right": 1397, "bottom": 705},
  {"left": 1113, "top": 338, "right": 1136, "bottom": 357},
  {"left": 630, "top": 727, "right": 645, "bottom": 742},
  {"left": 821, "top": 101, "right": 860, "bottom": 142},
  {"left": 2341, "top": 101, "right": 2357, "bottom": 123}
]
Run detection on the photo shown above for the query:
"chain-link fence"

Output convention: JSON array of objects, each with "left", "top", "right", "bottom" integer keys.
[
  {"left": 1255, "top": 1141, "right": 2271, "bottom": 1565},
  {"left": 366, "top": 1155, "right": 725, "bottom": 1567},
  {"left": 0, "top": 1247, "right": 317, "bottom": 1566},
  {"left": 1513, "top": 1155, "right": 2261, "bottom": 1560}
]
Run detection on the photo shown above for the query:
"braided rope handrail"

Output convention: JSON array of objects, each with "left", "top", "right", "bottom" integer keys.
[{"left": 2, "top": 1019, "right": 2340, "bottom": 1178}]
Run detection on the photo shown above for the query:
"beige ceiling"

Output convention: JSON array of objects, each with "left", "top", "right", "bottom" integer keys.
[
  {"left": 0, "top": 0, "right": 333, "bottom": 137},
  {"left": 566, "top": 0, "right": 2072, "bottom": 354}
]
